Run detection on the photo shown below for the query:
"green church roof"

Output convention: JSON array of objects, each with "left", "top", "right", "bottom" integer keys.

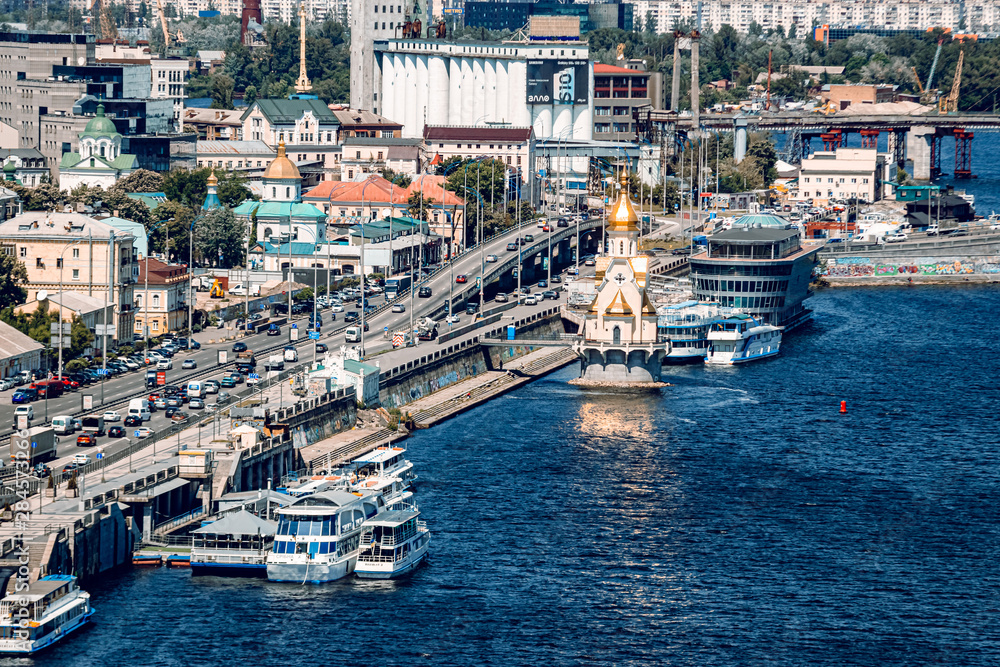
[{"left": 81, "top": 105, "right": 120, "bottom": 139}]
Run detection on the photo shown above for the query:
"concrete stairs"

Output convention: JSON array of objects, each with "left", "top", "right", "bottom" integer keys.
[{"left": 307, "top": 427, "right": 399, "bottom": 472}]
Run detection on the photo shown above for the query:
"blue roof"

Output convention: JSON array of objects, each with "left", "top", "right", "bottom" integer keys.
[
  {"left": 730, "top": 213, "right": 790, "bottom": 228},
  {"left": 40, "top": 574, "right": 75, "bottom": 581},
  {"left": 257, "top": 241, "right": 317, "bottom": 255}
]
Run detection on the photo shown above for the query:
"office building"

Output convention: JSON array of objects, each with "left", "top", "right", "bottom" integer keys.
[
  {"left": 466, "top": 0, "right": 633, "bottom": 33},
  {"left": 593, "top": 61, "right": 662, "bottom": 142},
  {"left": 797, "top": 148, "right": 888, "bottom": 204}
]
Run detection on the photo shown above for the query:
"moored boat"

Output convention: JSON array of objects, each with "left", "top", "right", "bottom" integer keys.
[
  {"left": 0, "top": 575, "right": 94, "bottom": 654},
  {"left": 191, "top": 510, "right": 276, "bottom": 578},
  {"left": 355, "top": 506, "right": 430, "bottom": 579},
  {"left": 706, "top": 314, "right": 783, "bottom": 365}
]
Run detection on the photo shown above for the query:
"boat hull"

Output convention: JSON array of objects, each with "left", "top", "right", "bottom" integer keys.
[
  {"left": 707, "top": 346, "right": 781, "bottom": 365},
  {"left": 191, "top": 562, "right": 268, "bottom": 578},
  {"left": 662, "top": 350, "right": 706, "bottom": 366},
  {"left": 266, "top": 557, "right": 355, "bottom": 583},
  {"left": 355, "top": 552, "right": 428, "bottom": 580},
  {"left": 0, "top": 609, "right": 93, "bottom": 655}
]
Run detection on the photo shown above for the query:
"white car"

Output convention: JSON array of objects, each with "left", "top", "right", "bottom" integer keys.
[
  {"left": 72, "top": 453, "right": 90, "bottom": 465},
  {"left": 0, "top": 378, "right": 15, "bottom": 391},
  {"left": 485, "top": 254, "right": 498, "bottom": 263},
  {"left": 885, "top": 232, "right": 908, "bottom": 243},
  {"left": 135, "top": 427, "right": 154, "bottom": 438},
  {"left": 246, "top": 376, "right": 261, "bottom": 387},
  {"left": 121, "top": 358, "right": 140, "bottom": 370},
  {"left": 103, "top": 410, "right": 121, "bottom": 422},
  {"left": 156, "top": 359, "right": 172, "bottom": 370},
  {"left": 14, "top": 405, "right": 33, "bottom": 420},
  {"left": 330, "top": 304, "right": 344, "bottom": 313},
  {"left": 524, "top": 296, "right": 538, "bottom": 306}
]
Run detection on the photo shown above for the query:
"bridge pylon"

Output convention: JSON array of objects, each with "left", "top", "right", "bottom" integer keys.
[{"left": 954, "top": 128, "right": 973, "bottom": 179}]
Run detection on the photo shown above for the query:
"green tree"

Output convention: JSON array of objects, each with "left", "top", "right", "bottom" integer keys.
[
  {"left": 69, "top": 315, "right": 94, "bottom": 358},
  {"left": 0, "top": 254, "right": 27, "bottom": 309},
  {"left": 243, "top": 84, "right": 258, "bottom": 106},
  {"left": 194, "top": 207, "right": 245, "bottom": 268},
  {"left": 406, "top": 192, "right": 435, "bottom": 221},
  {"left": 210, "top": 74, "right": 235, "bottom": 109},
  {"left": 103, "top": 188, "right": 153, "bottom": 227},
  {"left": 113, "top": 168, "right": 164, "bottom": 193}
]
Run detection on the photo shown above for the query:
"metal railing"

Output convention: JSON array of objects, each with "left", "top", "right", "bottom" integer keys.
[{"left": 153, "top": 506, "right": 206, "bottom": 535}]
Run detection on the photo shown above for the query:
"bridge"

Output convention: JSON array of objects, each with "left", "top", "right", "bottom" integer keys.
[{"left": 635, "top": 109, "right": 1000, "bottom": 180}]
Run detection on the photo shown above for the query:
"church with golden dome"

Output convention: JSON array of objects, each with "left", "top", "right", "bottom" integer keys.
[
  {"left": 234, "top": 140, "right": 328, "bottom": 270},
  {"left": 571, "top": 172, "right": 671, "bottom": 388}
]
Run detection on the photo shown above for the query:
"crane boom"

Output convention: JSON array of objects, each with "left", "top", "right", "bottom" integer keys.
[
  {"left": 156, "top": 0, "right": 170, "bottom": 49},
  {"left": 940, "top": 47, "right": 964, "bottom": 113},
  {"left": 92, "top": 0, "right": 118, "bottom": 41},
  {"left": 927, "top": 39, "right": 944, "bottom": 90},
  {"left": 912, "top": 67, "right": 924, "bottom": 94}
]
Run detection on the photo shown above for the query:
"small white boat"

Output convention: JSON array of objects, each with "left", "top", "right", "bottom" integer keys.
[
  {"left": 0, "top": 575, "right": 93, "bottom": 654},
  {"left": 355, "top": 507, "right": 430, "bottom": 579},
  {"left": 706, "top": 314, "right": 783, "bottom": 365}
]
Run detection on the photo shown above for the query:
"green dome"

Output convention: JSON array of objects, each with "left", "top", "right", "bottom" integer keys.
[
  {"left": 81, "top": 105, "right": 119, "bottom": 138},
  {"left": 2, "top": 161, "right": 15, "bottom": 174}
]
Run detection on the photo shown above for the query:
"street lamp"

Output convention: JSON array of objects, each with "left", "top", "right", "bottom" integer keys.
[{"left": 456, "top": 184, "right": 485, "bottom": 314}]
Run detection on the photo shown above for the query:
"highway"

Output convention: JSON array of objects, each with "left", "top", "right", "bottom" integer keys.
[{"left": 0, "top": 217, "right": 597, "bottom": 473}]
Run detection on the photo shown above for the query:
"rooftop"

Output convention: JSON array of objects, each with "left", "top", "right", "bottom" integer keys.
[
  {"left": 0, "top": 320, "right": 44, "bottom": 358},
  {"left": 196, "top": 140, "right": 275, "bottom": 156},
  {"left": 711, "top": 227, "right": 799, "bottom": 243},
  {"left": 304, "top": 175, "right": 464, "bottom": 207},
  {"left": 342, "top": 136, "right": 423, "bottom": 147},
  {"left": 423, "top": 125, "right": 534, "bottom": 142},
  {"left": 329, "top": 106, "right": 403, "bottom": 128},
  {"left": 0, "top": 212, "right": 134, "bottom": 241},
  {"left": 17, "top": 291, "right": 109, "bottom": 317},
  {"left": 243, "top": 98, "right": 337, "bottom": 125},
  {"left": 192, "top": 509, "right": 276, "bottom": 537},
  {"left": 593, "top": 63, "right": 646, "bottom": 75}
]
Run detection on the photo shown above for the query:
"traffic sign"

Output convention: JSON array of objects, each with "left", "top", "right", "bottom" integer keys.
[
  {"left": 292, "top": 324, "right": 298, "bottom": 328},
  {"left": 96, "top": 452, "right": 103, "bottom": 460},
  {"left": 248, "top": 373, "right": 260, "bottom": 380},
  {"left": 308, "top": 332, "right": 320, "bottom": 340},
  {"left": 134, "top": 430, "right": 141, "bottom": 437}
]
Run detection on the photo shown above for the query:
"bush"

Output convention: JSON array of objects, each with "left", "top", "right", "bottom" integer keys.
[
  {"left": 117, "top": 345, "right": 134, "bottom": 356},
  {"left": 67, "top": 471, "right": 78, "bottom": 490},
  {"left": 65, "top": 359, "right": 88, "bottom": 372}
]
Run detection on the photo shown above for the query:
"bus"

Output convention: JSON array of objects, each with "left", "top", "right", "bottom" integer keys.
[{"left": 384, "top": 276, "right": 411, "bottom": 300}]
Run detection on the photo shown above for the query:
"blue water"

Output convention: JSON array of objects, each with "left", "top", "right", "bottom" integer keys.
[{"left": 14, "top": 286, "right": 1000, "bottom": 666}]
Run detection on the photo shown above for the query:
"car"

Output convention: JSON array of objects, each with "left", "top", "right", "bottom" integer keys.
[
  {"left": 204, "top": 380, "right": 220, "bottom": 394},
  {"left": 566, "top": 267, "right": 579, "bottom": 276},
  {"left": 169, "top": 411, "right": 189, "bottom": 423},
  {"left": 156, "top": 359, "right": 172, "bottom": 370},
  {"left": 506, "top": 242, "right": 518, "bottom": 251},
  {"left": 217, "top": 391, "right": 232, "bottom": 405},
  {"left": 885, "top": 232, "right": 908, "bottom": 243},
  {"left": 524, "top": 296, "right": 538, "bottom": 305},
  {"left": 154, "top": 397, "right": 168, "bottom": 409},
  {"left": 14, "top": 405, "right": 33, "bottom": 421},
  {"left": 541, "top": 225, "right": 551, "bottom": 232},
  {"left": 164, "top": 407, "right": 180, "bottom": 419},
  {"left": 103, "top": 410, "right": 121, "bottom": 422},
  {"left": 391, "top": 303, "right": 405, "bottom": 313},
  {"left": 584, "top": 259, "right": 596, "bottom": 267},
  {"left": 229, "top": 372, "right": 245, "bottom": 384},
  {"left": 418, "top": 286, "right": 432, "bottom": 298},
  {"left": 135, "top": 427, "right": 154, "bottom": 438},
  {"left": 940, "top": 228, "right": 968, "bottom": 237},
  {"left": 0, "top": 378, "right": 14, "bottom": 391},
  {"left": 518, "top": 286, "right": 531, "bottom": 295},
  {"left": 524, "top": 234, "right": 534, "bottom": 242},
  {"left": 456, "top": 274, "right": 468, "bottom": 284},
  {"left": 550, "top": 276, "right": 562, "bottom": 284},
  {"left": 542, "top": 290, "right": 559, "bottom": 300},
  {"left": 182, "top": 359, "right": 197, "bottom": 369},
  {"left": 72, "top": 453, "right": 91, "bottom": 465},
  {"left": 316, "top": 342, "right": 328, "bottom": 353},
  {"left": 486, "top": 254, "right": 498, "bottom": 263},
  {"left": 206, "top": 404, "right": 219, "bottom": 413},
  {"left": 465, "top": 303, "right": 478, "bottom": 315},
  {"left": 108, "top": 426, "right": 125, "bottom": 438},
  {"left": 446, "top": 314, "right": 460, "bottom": 324},
  {"left": 232, "top": 342, "right": 248, "bottom": 353},
  {"left": 495, "top": 292, "right": 508, "bottom": 303},
  {"left": 76, "top": 433, "right": 95, "bottom": 447},
  {"left": 32, "top": 464, "right": 50, "bottom": 478},
  {"left": 330, "top": 304, "right": 344, "bottom": 313},
  {"left": 189, "top": 398, "right": 205, "bottom": 409},
  {"left": 11, "top": 391, "right": 30, "bottom": 404},
  {"left": 166, "top": 396, "right": 183, "bottom": 408},
  {"left": 557, "top": 220, "right": 569, "bottom": 228},
  {"left": 246, "top": 375, "right": 262, "bottom": 387},
  {"left": 120, "top": 358, "right": 140, "bottom": 371},
  {"left": 344, "top": 312, "right": 359, "bottom": 323},
  {"left": 124, "top": 415, "right": 142, "bottom": 427},
  {"left": 267, "top": 325, "right": 281, "bottom": 336},
  {"left": 538, "top": 279, "right": 547, "bottom": 288}
]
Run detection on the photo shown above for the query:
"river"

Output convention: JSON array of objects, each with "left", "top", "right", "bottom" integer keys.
[{"left": 15, "top": 285, "right": 1000, "bottom": 666}]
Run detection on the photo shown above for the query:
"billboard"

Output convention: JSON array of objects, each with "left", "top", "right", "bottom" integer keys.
[{"left": 526, "top": 59, "right": 589, "bottom": 105}]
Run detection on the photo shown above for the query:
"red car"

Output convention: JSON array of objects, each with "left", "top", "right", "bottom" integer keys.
[
  {"left": 456, "top": 275, "right": 468, "bottom": 283},
  {"left": 76, "top": 433, "right": 94, "bottom": 446},
  {"left": 541, "top": 225, "right": 551, "bottom": 232}
]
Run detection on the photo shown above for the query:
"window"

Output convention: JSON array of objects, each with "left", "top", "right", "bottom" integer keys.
[
  {"left": 152, "top": 294, "right": 160, "bottom": 307},
  {"left": 862, "top": 178, "right": 869, "bottom": 184},
  {"left": 72, "top": 269, "right": 79, "bottom": 280},
  {"left": 356, "top": 151, "right": 361, "bottom": 159},
  {"left": 839, "top": 178, "right": 845, "bottom": 183},
  {"left": 804, "top": 177, "right": 810, "bottom": 183},
  {"left": 286, "top": 187, "right": 291, "bottom": 198},
  {"left": 827, "top": 178, "right": 833, "bottom": 183},
  {"left": 377, "top": 151, "right": 383, "bottom": 160},
  {"left": 18, "top": 247, "right": 25, "bottom": 257},
  {"left": 56, "top": 258, "right": 62, "bottom": 268},
  {"left": 851, "top": 178, "right": 857, "bottom": 183},
  {"left": 152, "top": 320, "right": 159, "bottom": 332}
]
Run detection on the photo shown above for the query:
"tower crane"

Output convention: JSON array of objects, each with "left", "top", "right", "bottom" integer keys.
[
  {"left": 912, "top": 67, "right": 924, "bottom": 94},
  {"left": 155, "top": 0, "right": 185, "bottom": 52},
  {"left": 91, "top": 0, "right": 118, "bottom": 41},
  {"left": 939, "top": 47, "right": 964, "bottom": 114}
]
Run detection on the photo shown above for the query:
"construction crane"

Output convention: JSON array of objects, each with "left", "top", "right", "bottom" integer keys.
[
  {"left": 91, "top": 0, "right": 118, "bottom": 40},
  {"left": 927, "top": 38, "right": 944, "bottom": 91},
  {"left": 912, "top": 67, "right": 924, "bottom": 94},
  {"left": 155, "top": 0, "right": 186, "bottom": 52},
  {"left": 939, "top": 47, "right": 964, "bottom": 114}
]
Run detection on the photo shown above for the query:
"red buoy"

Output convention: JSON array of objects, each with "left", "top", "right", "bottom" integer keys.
[{"left": 840, "top": 400, "right": 847, "bottom": 414}]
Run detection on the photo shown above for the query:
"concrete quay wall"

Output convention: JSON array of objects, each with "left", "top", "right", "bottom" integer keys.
[
  {"left": 379, "top": 314, "right": 568, "bottom": 410},
  {"left": 818, "top": 243, "right": 1000, "bottom": 281}
]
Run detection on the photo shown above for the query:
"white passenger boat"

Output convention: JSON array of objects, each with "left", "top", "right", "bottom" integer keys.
[
  {"left": 705, "top": 314, "right": 783, "bottom": 365},
  {"left": 0, "top": 575, "right": 93, "bottom": 654},
  {"left": 355, "top": 506, "right": 430, "bottom": 579},
  {"left": 657, "top": 300, "right": 731, "bottom": 365},
  {"left": 349, "top": 446, "right": 417, "bottom": 490},
  {"left": 266, "top": 490, "right": 386, "bottom": 583}
]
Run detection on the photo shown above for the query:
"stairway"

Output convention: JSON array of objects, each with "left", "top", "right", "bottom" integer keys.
[{"left": 307, "top": 428, "right": 398, "bottom": 471}]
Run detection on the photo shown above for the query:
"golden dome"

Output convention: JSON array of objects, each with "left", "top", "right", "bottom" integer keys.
[
  {"left": 207, "top": 170, "right": 218, "bottom": 187},
  {"left": 263, "top": 141, "right": 301, "bottom": 180},
  {"left": 607, "top": 170, "right": 639, "bottom": 232}
]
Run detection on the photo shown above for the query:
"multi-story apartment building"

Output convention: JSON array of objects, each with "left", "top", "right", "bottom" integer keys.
[
  {"left": 422, "top": 126, "right": 535, "bottom": 184},
  {"left": 135, "top": 258, "right": 191, "bottom": 336},
  {"left": 0, "top": 212, "right": 137, "bottom": 345},
  {"left": 593, "top": 61, "right": 662, "bottom": 142}
]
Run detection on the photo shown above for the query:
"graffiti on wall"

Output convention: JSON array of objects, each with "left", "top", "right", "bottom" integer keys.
[
  {"left": 824, "top": 256, "right": 1000, "bottom": 277},
  {"left": 383, "top": 357, "right": 486, "bottom": 409}
]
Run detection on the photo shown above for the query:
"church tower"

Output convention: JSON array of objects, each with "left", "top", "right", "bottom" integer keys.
[{"left": 570, "top": 170, "right": 671, "bottom": 389}]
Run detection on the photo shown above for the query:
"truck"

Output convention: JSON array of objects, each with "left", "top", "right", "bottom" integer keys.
[
  {"left": 417, "top": 317, "right": 438, "bottom": 341},
  {"left": 264, "top": 355, "right": 285, "bottom": 372},
  {"left": 9, "top": 426, "right": 56, "bottom": 465},
  {"left": 283, "top": 346, "right": 298, "bottom": 362},
  {"left": 81, "top": 415, "right": 105, "bottom": 436},
  {"left": 145, "top": 369, "right": 158, "bottom": 388}
]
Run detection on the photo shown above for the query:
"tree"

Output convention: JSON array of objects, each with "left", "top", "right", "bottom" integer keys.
[
  {"left": 0, "top": 254, "right": 27, "bottom": 309},
  {"left": 382, "top": 168, "right": 412, "bottom": 188},
  {"left": 10, "top": 183, "right": 61, "bottom": 211},
  {"left": 216, "top": 171, "right": 253, "bottom": 207},
  {"left": 103, "top": 188, "right": 153, "bottom": 227},
  {"left": 147, "top": 200, "right": 195, "bottom": 259},
  {"left": 194, "top": 207, "right": 246, "bottom": 268},
  {"left": 210, "top": 74, "right": 235, "bottom": 109},
  {"left": 67, "top": 184, "right": 104, "bottom": 208},
  {"left": 68, "top": 315, "right": 94, "bottom": 358},
  {"left": 243, "top": 84, "right": 258, "bottom": 106},
  {"left": 112, "top": 169, "right": 164, "bottom": 193},
  {"left": 406, "top": 192, "right": 435, "bottom": 221}
]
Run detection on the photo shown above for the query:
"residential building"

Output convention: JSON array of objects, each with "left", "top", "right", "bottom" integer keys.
[
  {"left": 466, "top": 0, "right": 633, "bottom": 33},
  {"left": 15, "top": 290, "right": 113, "bottom": 356},
  {"left": 99, "top": 215, "right": 149, "bottom": 259},
  {"left": 593, "top": 61, "right": 662, "bottom": 142},
  {"left": 423, "top": 125, "right": 535, "bottom": 185},
  {"left": 182, "top": 108, "right": 244, "bottom": 141},
  {"left": 0, "top": 320, "right": 44, "bottom": 380},
  {"left": 58, "top": 105, "right": 139, "bottom": 190},
  {"left": 689, "top": 213, "right": 822, "bottom": 330},
  {"left": 0, "top": 212, "right": 137, "bottom": 343},
  {"left": 797, "top": 148, "right": 887, "bottom": 204},
  {"left": 340, "top": 136, "right": 423, "bottom": 178},
  {"left": 328, "top": 106, "right": 403, "bottom": 142},
  {"left": 135, "top": 258, "right": 191, "bottom": 335},
  {"left": 241, "top": 98, "right": 340, "bottom": 147},
  {"left": 820, "top": 84, "right": 897, "bottom": 110},
  {"left": 0, "top": 149, "right": 48, "bottom": 187},
  {"left": 196, "top": 140, "right": 276, "bottom": 172},
  {"left": 302, "top": 174, "right": 467, "bottom": 253}
]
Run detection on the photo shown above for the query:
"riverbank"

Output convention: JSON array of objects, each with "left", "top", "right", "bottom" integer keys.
[{"left": 817, "top": 274, "right": 1000, "bottom": 287}]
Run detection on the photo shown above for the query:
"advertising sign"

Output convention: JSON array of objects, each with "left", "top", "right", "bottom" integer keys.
[
  {"left": 156, "top": 371, "right": 166, "bottom": 386},
  {"left": 526, "top": 59, "right": 589, "bottom": 105}
]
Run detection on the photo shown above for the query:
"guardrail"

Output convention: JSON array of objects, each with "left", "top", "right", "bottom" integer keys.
[
  {"left": 153, "top": 506, "right": 206, "bottom": 535},
  {"left": 819, "top": 232, "right": 1000, "bottom": 255}
]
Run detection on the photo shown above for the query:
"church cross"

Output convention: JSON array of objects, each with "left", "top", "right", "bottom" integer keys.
[{"left": 613, "top": 272, "right": 626, "bottom": 285}]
